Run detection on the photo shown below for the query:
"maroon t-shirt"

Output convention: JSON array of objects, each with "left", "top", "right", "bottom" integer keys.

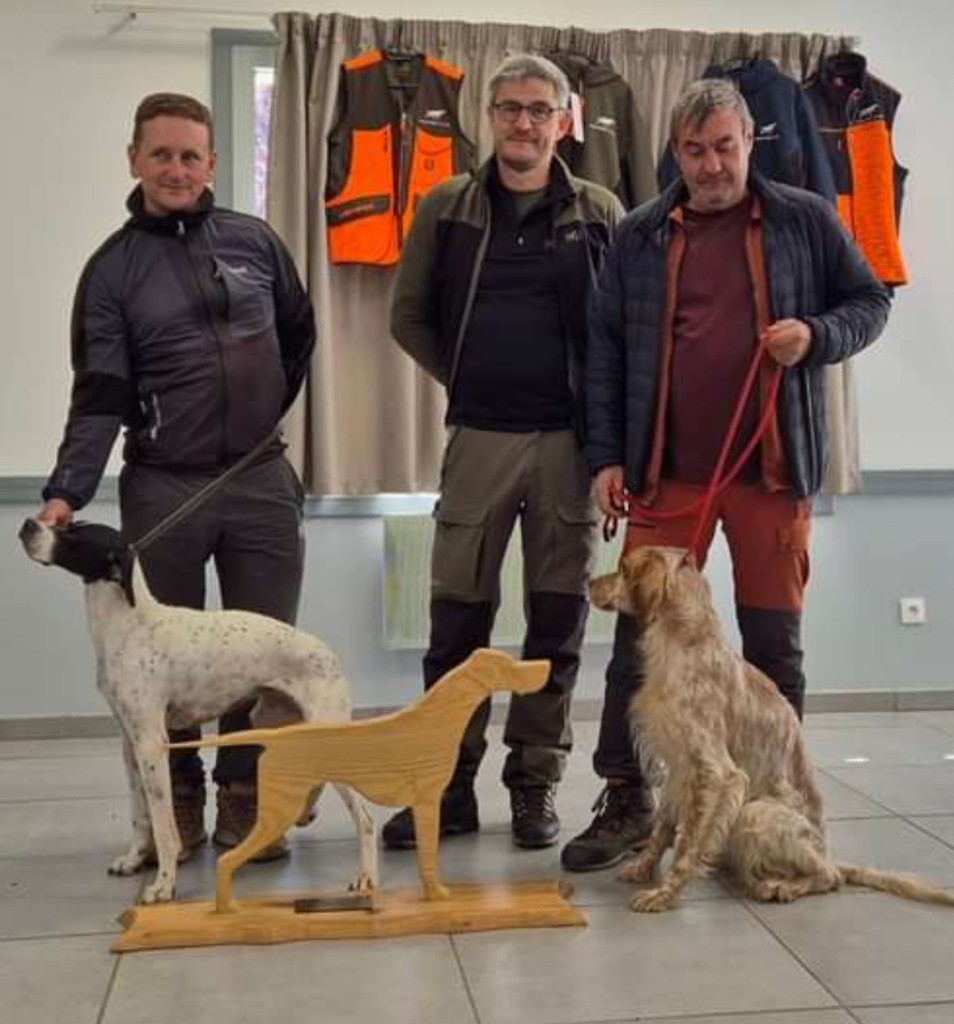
[{"left": 666, "top": 197, "right": 760, "bottom": 484}]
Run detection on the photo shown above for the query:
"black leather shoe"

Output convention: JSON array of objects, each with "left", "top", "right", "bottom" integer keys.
[
  {"left": 510, "top": 786, "right": 560, "bottom": 849},
  {"left": 381, "top": 786, "right": 479, "bottom": 850},
  {"left": 560, "top": 783, "right": 652, "bottom": 872}
]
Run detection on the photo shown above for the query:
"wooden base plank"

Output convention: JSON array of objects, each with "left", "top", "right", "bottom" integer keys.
[{"left": 113, "top": 880, "right": 585, "bottom": 952}]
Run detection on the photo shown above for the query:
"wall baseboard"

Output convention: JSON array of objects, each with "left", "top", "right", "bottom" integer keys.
[
  {"left": 4, "top": 689, "right": 954, "bottom": 740},
  {"left": 0, "top": 715, "right": 121, "bottom": 741}
]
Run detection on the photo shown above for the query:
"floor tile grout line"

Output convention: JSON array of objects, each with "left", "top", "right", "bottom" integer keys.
[
  {"left": 850, "top": 998, "right": 954, "bottom": 1012},
  {"left": 447, "top": 934, "right": 483, "bottom": 1024},
  {"left": 0, "top": 929, "right": 119, "bottom": 944},
  {"left": 735, "top": 894, "right": 850, "bottom": 1014},
  {"left": 626, "top": 1009, "right": 859, "bottom": 1023},
  {"left": 825, "top": 812, "right": 900, "bottom": 822},
  {"left": 901, "top": 812, "right": 954, "bottom": 854},
  {"left": 94, "top": 947, "right": 123, "bottom": 1024},
  {"left": 905, "top": 712, "right": 954, "bottom": 739},
  {"left": 816, "top": 767, "right": 905, "bottom": 816}
]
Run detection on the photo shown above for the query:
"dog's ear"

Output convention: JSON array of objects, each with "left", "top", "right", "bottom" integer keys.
[
  {"left": 623, "top": 548, "right": 670, "bottom": 622},
  {"left": 118, "top": 550, "right": 137, "bottom": 608},
  {"left": 588, "top": 571, "right": 634, "bottom": 615}
]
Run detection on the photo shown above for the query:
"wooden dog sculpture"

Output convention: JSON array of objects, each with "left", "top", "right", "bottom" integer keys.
[
  {"left": 19, "top": 518, "right": 376, "bottom": 904},
  {"left": 172, "top": 648, "right": 550, "bottom": 912},
  {"left": 591, "top": 546, "right": 954, "bottom": 912}
]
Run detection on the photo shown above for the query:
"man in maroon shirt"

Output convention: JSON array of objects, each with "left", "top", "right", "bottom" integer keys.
[{"left": 562, "top": 78, "right": 889, "bottom": 872}]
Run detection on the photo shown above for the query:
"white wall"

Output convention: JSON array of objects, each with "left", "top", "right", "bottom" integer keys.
[
  {"left": 1, "top": 0, "right": 951, "bottom": 475},
  {"left": 6, "top": 492, "right": 954, "bottom": 723},
  {"left": 2, "top": 0, "right": 954, "bottom": 724}
]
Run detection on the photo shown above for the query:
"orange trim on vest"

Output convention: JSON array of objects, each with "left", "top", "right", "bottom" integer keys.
[
  {"left": 326, "top": 126, "right": 399, "bottom": 265},
  {"left": 343, "top": 49, "right": 385, "bottom": 72},
  {"left": 837, "top": 120, "right": 908, "bottom": 287},
  {"left": 326, "top": 53, "right": 468, "bottom": 267},
  {"left": 424, "top": 55, "right": 464, "bottom": 80}
]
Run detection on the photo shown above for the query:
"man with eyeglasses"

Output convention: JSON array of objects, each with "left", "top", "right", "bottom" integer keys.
[{"left": 388, "top": 54, "right": 623, "bottom": 850}]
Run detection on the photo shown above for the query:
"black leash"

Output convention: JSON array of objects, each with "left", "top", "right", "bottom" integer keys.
[{"left": 129, "top": 428, "right": 283, "bottom": 556}]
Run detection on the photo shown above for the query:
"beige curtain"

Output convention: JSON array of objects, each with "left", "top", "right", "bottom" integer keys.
[{"left": 268, "top": 12, "right": 858, "bottom": 496}]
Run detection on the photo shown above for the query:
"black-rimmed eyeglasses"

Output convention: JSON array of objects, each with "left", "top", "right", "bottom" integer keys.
[{"left": 491, "top": 101, "right": 563, "bottom": 125}]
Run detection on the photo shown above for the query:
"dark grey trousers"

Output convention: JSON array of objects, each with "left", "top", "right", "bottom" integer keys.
[
  {"left": 119, "top": 454, "right": 305, "bottom": 788},
  {"left": 424, "top": 427, "right": 597, "bottom": 791}
]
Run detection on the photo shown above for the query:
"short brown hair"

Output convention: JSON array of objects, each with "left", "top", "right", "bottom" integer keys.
[
  {"left": 131, "top": 92, "right": 214, "bottom": 150},
  {"left": 669, "top": 78, "right": 753, "bottom": 145},
  {"left": 487, "top": 54, "right": 570, "bottom": 109}
]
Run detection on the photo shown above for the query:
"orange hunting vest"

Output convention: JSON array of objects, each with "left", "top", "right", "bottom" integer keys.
[
  {"left": 835, "top": 118, "right": 908, "bottom": 287},
  {"left": 805, "top": 55, "right": 909, "bottom": 287},
  {"left": 325, "top": 50, "right": 474, "bottom": 267}
]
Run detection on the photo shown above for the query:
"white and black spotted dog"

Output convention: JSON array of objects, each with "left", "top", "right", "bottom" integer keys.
[{"left": 19, "top": 519, "right": 377, "bottom": 904}]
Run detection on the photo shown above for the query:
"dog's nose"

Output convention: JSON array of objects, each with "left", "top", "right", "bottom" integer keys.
[{"left": 18, "top": 519, "right": 40, "bottom": 543}]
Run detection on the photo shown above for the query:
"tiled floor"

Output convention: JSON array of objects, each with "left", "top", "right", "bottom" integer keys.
[{"left": 3, "top": 713, "right": 954, "bottom": 1024}]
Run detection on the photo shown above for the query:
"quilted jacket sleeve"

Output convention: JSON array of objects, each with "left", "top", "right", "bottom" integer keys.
[
  {"left": 585, "top": 230, "right": 629, "bottom": 474},
  {"left": 801, "top": 200, "right": 892, "bottom": 367}
]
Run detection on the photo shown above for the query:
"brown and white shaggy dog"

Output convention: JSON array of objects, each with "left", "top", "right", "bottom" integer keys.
[{"left": 590, "top": 546, "right": 954, "bottom": 913}]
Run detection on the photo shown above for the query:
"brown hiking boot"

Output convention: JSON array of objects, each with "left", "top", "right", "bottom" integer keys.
[{"left": 213, "top": 782, "right": 290, "bottom": 862}]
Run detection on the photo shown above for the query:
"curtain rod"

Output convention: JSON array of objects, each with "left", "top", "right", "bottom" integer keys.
[{"left": 93, "top": 3, "right": 274, "bottom": 19}]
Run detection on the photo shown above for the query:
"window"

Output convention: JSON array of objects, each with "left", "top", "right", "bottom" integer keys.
[
  {"left": 211, "top": 29, "right": 277, "bottom": 216},
  {"left": 251, "top": 64, "right": 275, "bottom": 217}
]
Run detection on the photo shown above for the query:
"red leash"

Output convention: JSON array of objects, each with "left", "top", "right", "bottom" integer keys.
[{"left": 602, "top": 340, "right": 784, "bottom": 561}]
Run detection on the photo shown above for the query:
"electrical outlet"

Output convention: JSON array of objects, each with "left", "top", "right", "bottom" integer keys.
[{"left": 899, "top": 597, "right": 927, "bottom": 626}]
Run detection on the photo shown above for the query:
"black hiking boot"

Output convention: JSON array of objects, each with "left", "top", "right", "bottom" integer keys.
[
  {"left": 381, "top": 786, "right": 479, "bottom": 850},
  {"left": 560, "top": 782, "right": 652, "bottom": 872}
]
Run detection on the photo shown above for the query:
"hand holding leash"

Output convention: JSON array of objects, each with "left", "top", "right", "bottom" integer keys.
[{"left": 595, "top": 465, "right": 628, "bottom": 542}]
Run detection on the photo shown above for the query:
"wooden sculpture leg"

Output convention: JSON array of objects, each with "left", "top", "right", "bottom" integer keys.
[
  {"left": 214, "top": 781, "right": 301, "bottom": 913},
  {"left": 412, "top": 801, "right": 450, "bottom": 900}
]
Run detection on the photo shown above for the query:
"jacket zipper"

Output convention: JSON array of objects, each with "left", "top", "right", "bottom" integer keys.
[
  {"left": 182, "top": 219, "right": 231, "bottom": 465},
  {"left": 446, "top": 188, "right": 492, "bottom": 401},
  {"left": 397, "top": 108, "right": 410, "bottom": 250}
]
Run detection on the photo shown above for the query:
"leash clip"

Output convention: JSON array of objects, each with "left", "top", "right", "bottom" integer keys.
[{"left": 602, "top": 483, "right": 630, "bottom": 543}]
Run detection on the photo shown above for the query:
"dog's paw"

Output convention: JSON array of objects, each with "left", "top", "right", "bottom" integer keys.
[
  {"left": 139, "top": 878, "right": 176, "bottom": 904},
  {"left": 630, "top": 886, "right": 680, "bottom": 913},
  {"left": 108, "top": 850, "right": 149, "bottom": 876},
  {"left": 752, "top": 880, "right": 798, "bottom": 903},
  {"left": 349, "top": 872, "right": 375, "bottom": 894},
  {"left": 618, "top": 853, "right": 655, "bottom": 884}
]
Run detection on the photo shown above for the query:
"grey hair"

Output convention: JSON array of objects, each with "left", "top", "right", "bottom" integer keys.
[
  {"left": 669, "top": 78, "right": 754, "bottom": 143},
  {"left": 487, "top": 54, "right": 570, "bottom": 109}
]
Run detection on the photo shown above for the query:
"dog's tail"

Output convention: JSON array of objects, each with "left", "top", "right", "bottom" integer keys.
[
  {"left": 167, "top": 729, "right": 275, "bottom": 751},
  {"left": 837, "top": 863, "right": 954, "bottom": 906}
]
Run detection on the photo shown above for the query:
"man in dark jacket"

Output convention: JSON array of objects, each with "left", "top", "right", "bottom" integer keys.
[
  {"left": 386, "top": 55, "right": 623, "bottom": 850},
  {"left": 562, "top": 78, "right": 890, "bottom": 873},
  {"left": 36, "top": 93, "right": 316, "bottom": 862}
]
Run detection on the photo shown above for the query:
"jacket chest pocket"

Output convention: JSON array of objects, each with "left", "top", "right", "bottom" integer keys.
[{"left": 213, "top": 258, "right": 275, "bottom": 340}]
